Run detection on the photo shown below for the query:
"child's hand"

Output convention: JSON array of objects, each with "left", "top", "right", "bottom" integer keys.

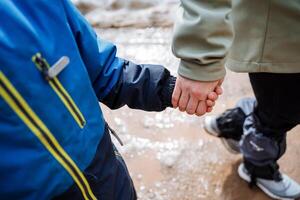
[{"left": 206, "top": 85, "right": 223, "bottom": 112}]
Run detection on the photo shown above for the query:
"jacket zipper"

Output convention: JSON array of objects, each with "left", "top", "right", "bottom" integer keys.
[
  {"left": 0, "top": 71, "right": 96, "bottom": 200},
  {"left": 32, "top": 53, "right": 86, "bottom": 128}
]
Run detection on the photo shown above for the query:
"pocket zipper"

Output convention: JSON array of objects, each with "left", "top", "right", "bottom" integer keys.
[
  {"left": 0, "top": 71, "right": 96, "bottom": 200},
  {"left": 32, "top": 53, "right": 86, "bottom": 128}
]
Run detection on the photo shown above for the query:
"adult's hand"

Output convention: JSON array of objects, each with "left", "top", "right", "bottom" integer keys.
[{"left": 172, "top": 75, "right": 223, "bottom": 116}]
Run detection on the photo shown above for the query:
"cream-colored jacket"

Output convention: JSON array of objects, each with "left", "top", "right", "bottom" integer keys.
[{"left": 172, "top": 0, "right": 300, "bottom": 81}]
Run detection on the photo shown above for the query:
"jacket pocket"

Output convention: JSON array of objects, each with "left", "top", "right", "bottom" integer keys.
[
  {"left": 32, "top": 53, "right": 86, "bottom": 128},
  {"left": 0, "top": 71, "right": 96, "bottom": 200}
]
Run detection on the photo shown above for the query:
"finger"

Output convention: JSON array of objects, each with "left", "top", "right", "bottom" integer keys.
[
  {"left": 186, "top": 97, "right": 198, "bottom": 115},
  {"left": 178, "top": 92, "right": 190, "bottom": 112},
  {"left": 206, "top": 99, "right": 215, "bottom": 107},
  {"left": 172, "top": 83, "right": 182, "bottom": 108},
  {"left": 196, "top": 101, "right": 207, "bottom": 116},
  {"left": 192, "top": 89, "right": 206, "bottom": 101},
  {"left": 215, "top": 86, "right": 223, "bottom": 95},
  {"left": 207, "top": 106, "right": 213, "bottom": 113},
  {"left": 208, "top": 92, "right": 218, "bottom": 101}
]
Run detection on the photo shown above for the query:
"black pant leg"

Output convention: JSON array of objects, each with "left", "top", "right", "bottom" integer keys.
[
  {"left": 249, "top": 73, "right": 300, "bottom": 134},
  {"left": 240, "top": 73, "right": 300, "bottom": 180}
]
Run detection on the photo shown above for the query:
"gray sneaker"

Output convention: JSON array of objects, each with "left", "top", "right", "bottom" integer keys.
[
  {"left": 203, "top": 116, "right": 240, "bottom": 154},
  {"left": 203, "top": 98, "right": 257, "bottom": 154},
  {"left": 238, "top": 163, "right": 300, "bottom": 200}
]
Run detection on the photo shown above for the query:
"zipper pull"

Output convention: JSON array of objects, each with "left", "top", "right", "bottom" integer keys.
[
  {"left": 48, "top": 56, "right": 69, "bottom": 79},
  {"left": 32, "top": 53, "right": 69, "bottom": 80}
]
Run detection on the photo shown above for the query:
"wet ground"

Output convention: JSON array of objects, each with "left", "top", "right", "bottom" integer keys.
[
  {"left": 96, "top": 28, "right": 300, "bottom": 200},
  {"left": 73, "top": 0, "right": 178, "bottom": 28},
  {"left": 73, "top": 1, "right": 300, "bottom": 199}
]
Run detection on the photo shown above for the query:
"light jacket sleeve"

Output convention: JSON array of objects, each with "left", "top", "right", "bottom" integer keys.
[
  {"left": 62, "top": 0, "right": 175, "bottom": 111},
  {"left": 172, "top": 0, "right": 233, "bottom": 81}
]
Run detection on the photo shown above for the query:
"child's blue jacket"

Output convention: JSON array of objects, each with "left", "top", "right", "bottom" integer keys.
[{"left": 0, "top": 1, "right": 175, "bottom": 199}]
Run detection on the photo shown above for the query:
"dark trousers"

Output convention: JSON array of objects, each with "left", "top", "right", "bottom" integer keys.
[
  {"left": 241, "top": 73, "right": 300, "bottom": 179},
  {"left": 53, "top": 126, "right": 137, "bottom": 200}
]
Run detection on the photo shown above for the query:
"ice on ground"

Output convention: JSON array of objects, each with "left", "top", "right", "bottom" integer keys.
[
  {"left": 113, "top": 133, "right": 187, "bottom": 168},
  {"left": 143, "top": 109, "right": 190, "bottom": 129}
]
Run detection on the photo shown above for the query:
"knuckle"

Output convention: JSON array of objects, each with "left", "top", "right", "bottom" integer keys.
[
  {"left": 199, "top": 93, "right": 207, "bottom": 100},
  {"left": 194, "top": 92, "right": 206, "bottom": 100},
  {"left": 179, "top": 107, "right": 185, "bottom": 112},
  {"left": 181, "top": 84, "right": 188, "bottom": 90},
  {"left": 209, "top": 93, "right": 216, "bottom": 99},
  {"left": 209, "top": 101, "right": 215, "bottom": 107},
  {"left": 197, "top": 107, "right": 206, "bottom": 116},
  {"left": 186, "top": 109, "right": 194, "bottom": 115},
  {"left": 178, "top": 104, "right": 186, "bottom": 111},
  {"left": 172, "top": 96, "right": 178, "bottom": 102},
  {"left": 196, "top": 112, "right": 204, "bottom": 116},
  {"left": 198, "top": 111, "right": 205, "bottom": 116},
  {"left": 192, "top": 89, "right": 201, "bottom": 96}
]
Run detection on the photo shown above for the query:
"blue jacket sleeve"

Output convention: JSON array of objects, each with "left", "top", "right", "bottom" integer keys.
[
  {"left": 102, "top": 61, "right": 176, "bottom": 111},
  {"left": 62, "top": 0, "right": 123, "bottom": 100},
  {"left": 62, "top": 0, "right": 175, "bottom": 111}
]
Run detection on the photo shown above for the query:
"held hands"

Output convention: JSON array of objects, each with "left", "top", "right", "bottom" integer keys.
[{"left": 172, "top": 75, "right": 223, "bottom": 116}]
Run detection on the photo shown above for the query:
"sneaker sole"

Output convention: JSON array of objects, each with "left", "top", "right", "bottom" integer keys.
[
  {"left": 203, "top": 117, "right": 240, "bottom": 155},
  {"left": 238, "top": 164, "right": 296, "bottom": 200}
]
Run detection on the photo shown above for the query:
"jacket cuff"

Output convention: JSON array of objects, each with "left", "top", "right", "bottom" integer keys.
[
  {"left": 178, "top": 59, "right": 226, "bottom": 81},
  {"left": 161, "top": 76, "right": 176, "bottom": 108}
]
